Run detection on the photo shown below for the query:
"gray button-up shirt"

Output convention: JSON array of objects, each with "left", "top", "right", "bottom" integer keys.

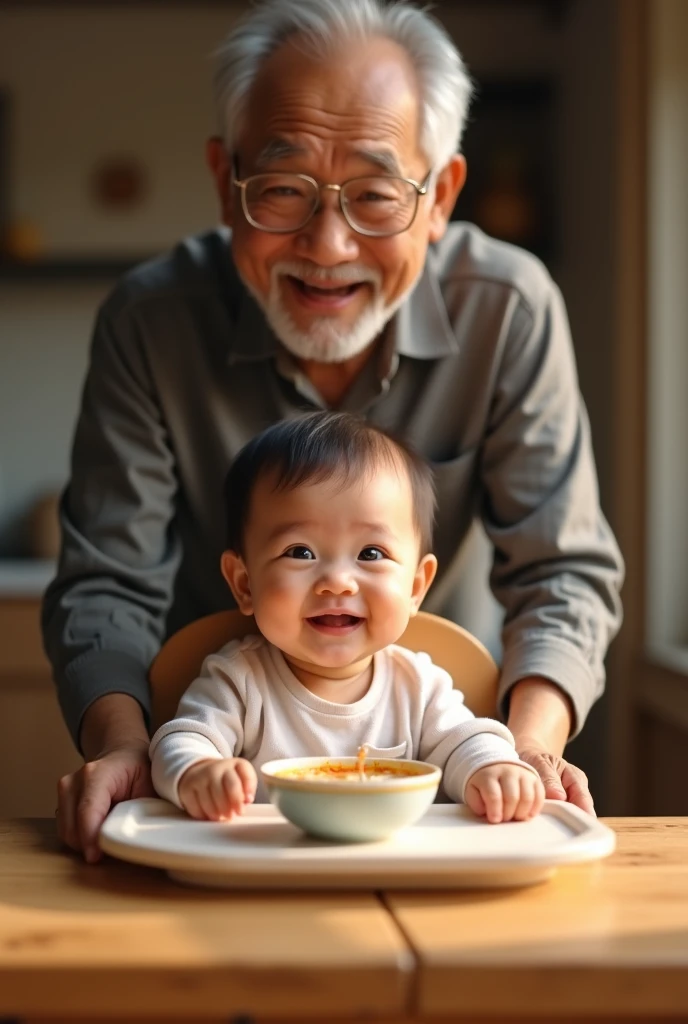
[{"left": 42, "top": 223, "right": 624, "bottom": 747}]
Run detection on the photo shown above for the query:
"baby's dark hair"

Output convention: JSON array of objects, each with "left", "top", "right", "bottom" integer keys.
[{"left": 224, "top": 411, "right": 436, "bottom": 555}]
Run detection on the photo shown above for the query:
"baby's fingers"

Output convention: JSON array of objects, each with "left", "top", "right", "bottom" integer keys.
[
  {"left": 513, "top": 775, "right": 546, "bottom": 821},
  {"left": 183, "top": 785, "right": 215, "bottom": 821},
  {"left": 464, "top": 783, "right": 486, "bottom": 819},
  {"left": 476, "top": 776, "right": 503, "bottom": 823},
  {"left": 500, "top": 773, "right": 522, "bottom": 822},
  {"left": 234, "top": 760, "right": 258, "bottom": 805},
  {"left": 212, "top": 769, "right": 243, "bottom": 819}
]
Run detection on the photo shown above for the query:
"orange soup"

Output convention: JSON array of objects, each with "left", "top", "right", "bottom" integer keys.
[{"left": 275, "top": 761, "right": 421, "bottom": 782}]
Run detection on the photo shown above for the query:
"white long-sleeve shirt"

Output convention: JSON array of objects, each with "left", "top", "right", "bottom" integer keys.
[{"left": 150, "top": 633, "right": 538, "bottom": 807}]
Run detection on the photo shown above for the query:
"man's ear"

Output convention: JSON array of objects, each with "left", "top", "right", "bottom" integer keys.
[
  {"left": 428, "top": 154, "right": 467, "bottom": 244},
  {"left": 206, "top": 136, "right": 234, "bottom": 227},
  {"left": 220, "top": 550, "right": 253, "bottom": 615},
  {"left": 409, "top": 553, "right": 438, "bottom": 615}
]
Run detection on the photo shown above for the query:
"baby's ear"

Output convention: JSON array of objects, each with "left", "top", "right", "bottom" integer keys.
[
  {"left": 220, "top": 550, "right": 253, "bottom": 615},
  {"left": 409, "top": 553, "right": 438, "bottom": 614}
]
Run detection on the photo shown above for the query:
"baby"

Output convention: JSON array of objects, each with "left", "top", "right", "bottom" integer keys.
[{"left": 150, "top": 411, "right": 544, "bottom": 824}]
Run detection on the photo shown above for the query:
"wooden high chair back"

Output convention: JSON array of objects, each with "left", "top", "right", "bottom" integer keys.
[{"left": 149, "top": 609, "right": 499, "bottom": 731}]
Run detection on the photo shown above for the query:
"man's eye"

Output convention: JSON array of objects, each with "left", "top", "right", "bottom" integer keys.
[
  {"left": 359, "top": 547, "right": 385, "bottom": 561},
  {"left": 263, "top": 186, "right": 302, "bottom": 198},
  {"left": 284, "top": 545, "right": 315, "bottom": 560}
]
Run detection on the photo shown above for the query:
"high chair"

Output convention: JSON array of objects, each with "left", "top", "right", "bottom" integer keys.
[{"left": 149, "top": 609, "right": 499, "bottom": 730}]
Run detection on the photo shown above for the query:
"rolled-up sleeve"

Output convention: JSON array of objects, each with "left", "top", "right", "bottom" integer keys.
[
  {"left": 41, "top": 299, "right": 182, "bottom": 748},
  {"left": 481, "top": 280, "right": 624, "bottom": 735}
]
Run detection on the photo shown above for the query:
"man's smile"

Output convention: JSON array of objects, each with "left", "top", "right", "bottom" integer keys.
[{"left": 285, "top": 275, "right": 367, "bottom": 310}]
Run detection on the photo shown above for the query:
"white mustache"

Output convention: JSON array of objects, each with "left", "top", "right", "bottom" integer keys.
[{"left": 272, "top": 261, "right": 382, "bottom": 287}]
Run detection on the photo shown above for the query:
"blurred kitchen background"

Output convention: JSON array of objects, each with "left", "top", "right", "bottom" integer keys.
[{"left": 0, "top": 0, "right": 685, "bottom": 817}]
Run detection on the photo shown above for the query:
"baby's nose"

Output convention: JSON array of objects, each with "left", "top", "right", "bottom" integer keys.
[{"left": 315, "top": 565, "right": 359, "bottom": 595}]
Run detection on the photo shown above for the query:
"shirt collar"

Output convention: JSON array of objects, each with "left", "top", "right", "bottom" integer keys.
[
  {"left": 389, "top": 246, "right": 460, "bottom": 359},
  {"left": 226, "top": 243, "right": 458, "bottom": 366}
]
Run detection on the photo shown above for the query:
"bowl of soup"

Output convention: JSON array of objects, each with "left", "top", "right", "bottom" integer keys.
[{"left": 260, "top": 754, "right": 442, "bottom": 841}]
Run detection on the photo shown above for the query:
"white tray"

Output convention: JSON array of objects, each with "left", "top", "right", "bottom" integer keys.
[{"left": 100, "top": 798, "right": 616, "bottom": 889}]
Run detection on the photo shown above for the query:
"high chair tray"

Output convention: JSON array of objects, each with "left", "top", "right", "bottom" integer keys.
[{"left": 100, "top": 798, "right": 615, "bottom": 889}]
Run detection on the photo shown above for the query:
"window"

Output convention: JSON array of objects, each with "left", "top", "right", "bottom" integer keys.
[{"left": 646, "top": 0, "right": 688, "bottom": 672}]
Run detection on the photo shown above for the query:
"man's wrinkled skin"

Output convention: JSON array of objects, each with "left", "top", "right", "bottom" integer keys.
[{"left": 57, "top": 695, "right": 153, "bottom": 863}]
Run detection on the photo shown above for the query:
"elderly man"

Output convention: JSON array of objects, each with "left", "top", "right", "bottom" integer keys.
[{"left": 44, "top": 0, "right": 623, "bottom": 862}]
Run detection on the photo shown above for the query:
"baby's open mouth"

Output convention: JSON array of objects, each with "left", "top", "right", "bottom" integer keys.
[{"left": 307, "top": 614, "right": 363, "bottom": 628}]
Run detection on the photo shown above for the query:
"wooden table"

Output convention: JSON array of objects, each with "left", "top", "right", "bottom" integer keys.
[{"left": 1, "top": 818, "right": 688, "bottom": 1023}]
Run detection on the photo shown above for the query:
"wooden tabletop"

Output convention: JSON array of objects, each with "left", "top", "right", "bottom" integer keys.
[
  {"left": 0, "top": 819, "right": 411, "bottom": 1021},
  {"left": 1, "top": 817, "right": 688, "bottom": 1023},
  {"left": 387, "top": 817, "right": 688, "bottom": 1021}
]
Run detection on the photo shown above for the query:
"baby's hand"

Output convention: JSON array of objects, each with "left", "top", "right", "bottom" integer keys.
[
  {"left": 464, "top": 762, "right": 545, "bottom": 823},
  {"left": 178, "top": 757, "right": 258, "bottom": 821}
]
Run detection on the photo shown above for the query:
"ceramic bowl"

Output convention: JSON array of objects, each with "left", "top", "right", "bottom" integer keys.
[{"left": 260, "top": 756, "right": 442, "bottom": 842}]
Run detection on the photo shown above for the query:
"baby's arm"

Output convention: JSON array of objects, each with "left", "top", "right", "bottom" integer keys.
[
  {"left": 178, "top": 757, "right": 257, "bottom": 821},
  {"left": 149, "top": 647, "right": 252, "bottom": 811},
  {"left": 463, "top": 762, "right": 544, "bottom": 823},
  {"left": 415, "top": 655, "right": 543, "bottom": 819}
]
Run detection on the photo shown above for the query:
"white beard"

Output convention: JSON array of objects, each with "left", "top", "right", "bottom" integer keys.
[{"left": 241, "top": 260, "right": 420, "bottom": 364}]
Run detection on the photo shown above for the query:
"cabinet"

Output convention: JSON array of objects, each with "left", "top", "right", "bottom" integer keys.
[{"left": 0, "top": 599, "right": 81, "bottom": 816}]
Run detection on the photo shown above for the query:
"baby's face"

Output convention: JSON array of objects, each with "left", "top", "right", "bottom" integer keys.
[{"left": 223, "top": 465, "right": 436, "bottom": 681}]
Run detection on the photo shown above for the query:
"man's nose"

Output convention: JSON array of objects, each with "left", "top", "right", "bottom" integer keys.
[{"left": 294, "top": 196, "right": 360, "bottom": 266}]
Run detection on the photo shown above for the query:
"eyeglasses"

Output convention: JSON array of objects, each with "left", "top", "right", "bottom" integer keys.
[{"left": 232, "top": 171, "right": 432, "bottom": 237}]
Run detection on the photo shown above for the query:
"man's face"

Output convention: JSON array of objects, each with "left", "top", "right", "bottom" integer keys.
[{"left": 208, "top": 36, "right": 465, "bottom": 363}]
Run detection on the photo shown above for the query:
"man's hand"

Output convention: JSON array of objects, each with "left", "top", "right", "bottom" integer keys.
[
  {"left": 178, "top": 757, "right": 258, "bottom": 821},
  {"left": 517, "top": 748, "right": 594, "bottom": 815},
  {"left": 506, "top": 676, "right": 595, "bottom": 816},
  {"left": 57, "top": 693, "right": 154, "bottom": 863},
  {"left": 56, "top": 741, "right": 155, "bottom": 863}
]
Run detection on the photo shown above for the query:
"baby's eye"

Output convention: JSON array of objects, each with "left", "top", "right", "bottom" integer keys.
[
  {"left": 359, "top": 546, "right": 385, "bottom": 561},
  {"left": 284, "top": 545, "right": 315, "bottom": 560}
]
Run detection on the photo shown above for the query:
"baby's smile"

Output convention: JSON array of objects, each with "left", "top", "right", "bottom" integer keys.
[{"left": 306, "top": 613, "right": 364, "bottom": 635}]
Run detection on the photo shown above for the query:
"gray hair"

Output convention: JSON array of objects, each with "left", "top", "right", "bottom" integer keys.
[{"left": 213, "top": 0, "right": 473, "bottom": 170}]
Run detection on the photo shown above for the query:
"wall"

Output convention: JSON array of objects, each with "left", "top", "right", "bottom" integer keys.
[
  {"left": 545, "top": 0, "right": 619, "bottom": 806},
  {"left": 0, "top": 282, "right": 107, "bottom": 551},
  {"left": 632, "top": 0, "right": 688, "bottom": 814},
  {"left": 1, "top": 5, "right": 231, "bottom": 256},
  {"left": 0, "top": 4, "right": 247, "bottom": 551},
  {"left": 647, "top": 0, "right": 688, "bottom": 657}
]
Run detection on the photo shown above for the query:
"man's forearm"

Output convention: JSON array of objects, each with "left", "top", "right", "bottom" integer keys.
[
  {"left": 79, "top": 693, "right": 150, "bottom": 761},
  {"left": 506, "top": 676, "right": 573, "bottom": 756}
]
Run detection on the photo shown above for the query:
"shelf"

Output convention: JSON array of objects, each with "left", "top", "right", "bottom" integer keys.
[
  {"left": 0, "top": 559, "right": 56, "bottom": 597},
  {"left": 0, "top": 256, "right": 154, "bottom": 281}
]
